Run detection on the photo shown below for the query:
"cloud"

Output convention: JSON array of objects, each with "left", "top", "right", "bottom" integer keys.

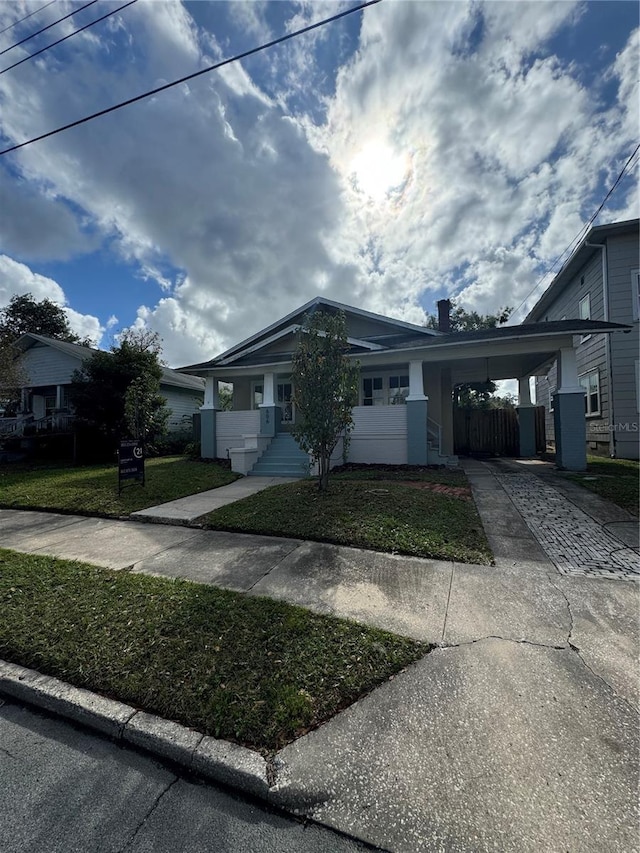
[
  {"left": 0, "top": 254, "right": 103, "bottom": 345},
  {"left": 0, "top": 1, "right": 637, "bottom": 367}
]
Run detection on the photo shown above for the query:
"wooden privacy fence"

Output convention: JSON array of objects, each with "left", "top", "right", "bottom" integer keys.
[{"left": 454, "top": 406, "right": 546, "bottom": 457}]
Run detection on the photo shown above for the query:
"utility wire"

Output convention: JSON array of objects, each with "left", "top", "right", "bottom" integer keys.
[
  {"left": 0, "top": 0, "right": 98, "bottom": 56},
  {"left": 513, "top": 142, "right": 640, "bottom": 318},
  {"left": 0, "top": 0, "right": 382, "bottom": 157},
  {"left": 0, "top": 0, "right": 57, "bottom": 37},
  {"left": 0, "top": 0, "right": 138, "bottom": 75}
]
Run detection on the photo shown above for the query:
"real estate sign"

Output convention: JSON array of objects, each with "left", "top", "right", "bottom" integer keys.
[{"left": 118, "top": 439, "right": 145, "bottom": 493}]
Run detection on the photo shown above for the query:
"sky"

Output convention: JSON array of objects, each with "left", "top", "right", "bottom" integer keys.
[{"left": 0, "top": 0, "right": 638, "bottom": 368}]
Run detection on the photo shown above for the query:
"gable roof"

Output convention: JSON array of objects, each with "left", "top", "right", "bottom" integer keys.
[
  {"left": 14, "top": 333, "right": 205, "bottom": 392},
  {"left": 180, "top": 296, "right": 441, "bottom": 371},
  {"left": 525, "top": 218, "right": 639, "bottom": 323}
]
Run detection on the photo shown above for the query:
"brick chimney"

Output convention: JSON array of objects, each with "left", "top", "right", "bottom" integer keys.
[{"left": 437, "top": 298, "right": 451, "bottom": 332}]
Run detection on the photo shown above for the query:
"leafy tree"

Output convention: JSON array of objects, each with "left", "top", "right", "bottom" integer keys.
[
  {"left": 69, "top": 328, "right": 169, "bottom": 452},
  {"left": 0, "top": 343, "right": 26, "bottom": 415},
  {"left": 218, "top": 384, "right": 233, "bottom": 411},
  {"left": 291, "top": 310, "right": 359, "bottom": 492},
  {"left": 424, "top": 299, "right": 512, "bottom": 333},
  {"left": 425, "top": 299, "right": 513, "bottom": 409},
  {"left": 0, "top": 293, "right": 83, "bottom": 345}
]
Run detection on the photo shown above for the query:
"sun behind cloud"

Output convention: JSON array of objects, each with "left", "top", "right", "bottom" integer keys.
[{"left": 349, "top": 140, "right": 410, "bottom": 202}]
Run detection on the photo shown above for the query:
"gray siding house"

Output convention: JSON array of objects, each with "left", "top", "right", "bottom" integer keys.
[
  {"left": 179, "top": 296, "right": 628, "bottom": 474},
  {"left": 526, "top": 219, "right": 639, "bottom": 460},
  {"left": 5, "top": 333, "right": 205, "bottom": 433}
]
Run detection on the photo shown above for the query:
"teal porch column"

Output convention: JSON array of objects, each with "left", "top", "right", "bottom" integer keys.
[
  {"left": 259, "top": 405, "right": 279, "bottom": 437},
  {"left": 200, "top": 375, "right": 218, "bottom": 459},
  {"left": 200, "top": 408, "right": 216, "bottom": 459},
  {"left": 406, "top": 359, "right": 428, "bottom": 465},
  {"left": 517, "top": 377, "right": 536, "bottom": 457},
  {"left": 553, "top": 347, "right": 586, "bottom": 471},
  {"left": 407, "top": 399, "right": 429, "bottom": 465}
]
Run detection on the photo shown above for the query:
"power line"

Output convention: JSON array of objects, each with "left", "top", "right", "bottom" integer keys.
[
  {"left": 0, "top": 0, "right": 98, "bottom": 56},
  {"left": 0, "top": 0, "right": 138, "bottom": 75},
  {"left": 0, "top": 0, "right": 57, "bottom": 37},
  {"left": 513, "top": 142, "right": 640, "bottom": 318},
  {"left": 0, "top": 0, "right": 382, "bottom": 157}
]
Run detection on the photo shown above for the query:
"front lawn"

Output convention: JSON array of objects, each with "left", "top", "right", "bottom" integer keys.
[
  {"left": 0, "top": 457, "right": 239, "bottom": 517},
  {"left": 0, "top": 549, "right": 427, "bottom": 753},
  {"left": 204, "top": 468, "right": 492, "bottom": 564},
  {"left": 566, "top": 456, "right": 639, "bottom": 516}
]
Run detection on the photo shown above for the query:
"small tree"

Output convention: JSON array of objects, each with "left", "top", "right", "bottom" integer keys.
[
  {"left": 291, "top": 311, "right": 359, "bottom": 491},
  {"left": 69, "top": 328, "right": 169, "bottom": 454}
]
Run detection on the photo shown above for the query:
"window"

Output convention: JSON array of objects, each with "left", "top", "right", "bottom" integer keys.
[
  {"left": 579, "top": 294, "right": 591, "bottom": 342},
  {"left": 632, "top": 270, "right": 639, "bottom": 322},
  {"left": 389, "top": 374, "right": 410, "bottom": 405},
  {"left": 363, "top": 376, "right": 384, "bottom": 406},
  {"left": 579, "top": 371, "right": 600, "bottom": 417},
  {"left": 549, "top": 386, "right": 555, "bottom": 413}
]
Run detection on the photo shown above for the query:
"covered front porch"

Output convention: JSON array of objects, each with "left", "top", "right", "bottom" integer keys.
[{"left": 195, "top": 336, "right": 587, "bottom": 475}]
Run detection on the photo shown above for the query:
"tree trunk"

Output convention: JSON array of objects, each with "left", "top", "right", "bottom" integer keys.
[{"left": 318, "top": 453, "right": 330, "bottom": 491}]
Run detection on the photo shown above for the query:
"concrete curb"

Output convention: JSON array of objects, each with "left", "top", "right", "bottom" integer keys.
[{"left": 0, "top": 659, "right": 271, "bottom": 799}]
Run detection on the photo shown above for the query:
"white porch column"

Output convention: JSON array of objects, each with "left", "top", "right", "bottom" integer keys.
[
  {"left": 407, "top": 360, "right": 427, "bottom": 401},
  {"left": 518, "top": 377, "right": 533, "bottom": 407},
  {"left": 557, "top": 347, "right": 583, "bottom": 393},
  {"left": 203, "top": 376, "right": 219, "bottom": 409},
  {"left": 259, "top": 371, "right": 278, "bottom": 437},
  {"left": 260, "top": 372, "right": 276, "bottom": 407},
  {"left": 55, "top": 385, "right": 63, "bottom": 409}
]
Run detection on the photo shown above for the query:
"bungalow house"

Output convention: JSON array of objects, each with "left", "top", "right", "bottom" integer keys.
[
  {"left": 526, "top": 218, "right": 639, "bottom": 460},
  {"left": 179, "top": 297, "right": 630, "bottom": 474},
  {"left": 2, "top": 333, "right": 205, "bottom": 436}
]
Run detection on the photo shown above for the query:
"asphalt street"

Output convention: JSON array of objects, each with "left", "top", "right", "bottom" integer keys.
[{"left": 0, "top": 699, "right": 378, "bottom": 853}]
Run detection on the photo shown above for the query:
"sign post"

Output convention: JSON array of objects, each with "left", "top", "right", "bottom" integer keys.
[{"left": 118, "top": 439, "right": 145, "bottom": 494}]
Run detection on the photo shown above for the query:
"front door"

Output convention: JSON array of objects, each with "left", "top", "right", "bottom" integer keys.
[{"left": 277, "top": 381, "right": 294, "bottom": 425}]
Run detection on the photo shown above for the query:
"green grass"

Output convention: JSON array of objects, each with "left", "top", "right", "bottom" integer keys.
[
  {"left": 0, "top": 549, "right": 427, "bottom": 753},
  {"left": 567, "top": 456, "right": 639, "bottom": 516},
  {"left": 204, "top": 471, "right": 491, "bottom": 564},
  {"left": 0, "top": 457, "right": 239, "bottom": 517}
]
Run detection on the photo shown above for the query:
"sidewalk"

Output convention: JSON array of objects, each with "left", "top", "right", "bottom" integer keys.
[{"left": 1, "top": 464, "right": 639, "bottom": 852}]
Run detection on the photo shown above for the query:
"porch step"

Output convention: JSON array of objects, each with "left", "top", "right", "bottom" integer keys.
[{"left": 247, "top": 432, "right": 309, "bottom": 478}]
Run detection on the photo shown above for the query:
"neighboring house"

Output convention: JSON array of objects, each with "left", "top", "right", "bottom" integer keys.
[
  {"left": 526, "top": 218, "right": 639, "bottom": 460},
  {"left": 2, "top": 333, "right": 204, "bottom": 435},
  {"left": 179, "top": 296, "right": 630, "bottom": 474}
]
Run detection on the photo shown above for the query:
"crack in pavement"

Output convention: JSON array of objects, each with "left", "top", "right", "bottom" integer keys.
[
  {"left": 118, "top": 775, "right": 180, "bottom": 852},
  {"left": 245, "top": 541, "right": 304, "bottom": 592},
  {"left": 440, "top": 563, "right": 455, "bottom": 644},
  {"left": 546, "top": 572, "right": 639, "bottom": 717},
  {"left": 439, "top": 635, "right": 567, "bottom": 651}
]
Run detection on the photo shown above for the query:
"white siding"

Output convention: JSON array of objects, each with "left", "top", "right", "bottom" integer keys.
[
  {"left": 347, "top": 406, "right": 407, "bottom": 464},
  {"left": 20, "top": 343, "right": 85, "bottom": 387},
  {"left": 215, "top": 410, "right": 260, "bottom": 457},
  {"left": 162, "top": 386, "right": 204, "bottom": 432}
]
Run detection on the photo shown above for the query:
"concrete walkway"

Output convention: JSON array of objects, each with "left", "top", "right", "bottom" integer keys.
[
  {"left": 131, "top": 475, "right": 296, "bottom": 524},
  {"left": 1, "top": 465, "right": 639, "bottom": 852}
]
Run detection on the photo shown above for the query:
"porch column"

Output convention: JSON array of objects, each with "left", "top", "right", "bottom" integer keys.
[
  {"left": 259, "top": 371, "right": 278, "bottom": 437},
  {"left": 200, "top": 375, "right": 218, "bottom": 459},
  {"left": 439, "top": 367, "right": 454, "bottom": 455},
  {"left": 553, "top": 347, "right": 586, "bottom": 471},
  {"left": 406, "top": 360, "right": 428, "bottom": 465},
  {"left": 517, "top": 376, "right": 536, "bottom": 458}
]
